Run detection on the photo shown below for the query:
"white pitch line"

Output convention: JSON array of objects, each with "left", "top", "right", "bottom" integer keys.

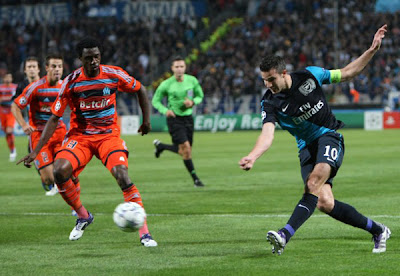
[{"left": 0, "top": 212, "right": 399, "bottom": 219}]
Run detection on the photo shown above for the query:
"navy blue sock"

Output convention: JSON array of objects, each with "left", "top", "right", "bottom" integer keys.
[
  {"left": 328, "top": 200, "right": 383, "bottom": 235},
  {"left": 281, "top": 193, "right": 318, "bottom": 242}
]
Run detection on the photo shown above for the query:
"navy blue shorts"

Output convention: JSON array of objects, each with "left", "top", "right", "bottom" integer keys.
[
  {"left": 298, "top": 132, "right": 345, "bottom": 185},
  {"left": 167, "top": 115, "right": 194, "bottom": 145}
]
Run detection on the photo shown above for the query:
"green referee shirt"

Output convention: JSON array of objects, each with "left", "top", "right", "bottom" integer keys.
[{"left": 152, "top": 74, "right": 204, "bottom": 116}]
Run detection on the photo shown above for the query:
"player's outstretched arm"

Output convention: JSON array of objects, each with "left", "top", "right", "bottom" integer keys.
[
  {"left": 11, "top": 102, "right": 35, "bottom": 135},
  {"left": 16, "top": 114, "right": 60, "bottom": 167},
  {"left": 340, "top": 24, "right": 387, "bottom": 82},
  {"left": 239, "top": 123, "right": 275, "bottom": 171},
  {"left": 137, "top": 85, "right": 151, "bottom": 136}
]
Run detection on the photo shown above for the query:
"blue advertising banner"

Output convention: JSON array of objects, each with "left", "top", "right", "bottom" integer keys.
[
  {"left": 0, "top": 1, "right": 206, "bottom": 25},
  {"left": 122, "top": 1, "right": 206, "bottom": 21},
  {"left": 0, "top": 3, "right": 71, "bottom": 26},
  {"left": 86, "top": 1, "right": 207, "bottom": 20},
  {"left": 375, "top": 0, "right": 400, "bottom": 12}
]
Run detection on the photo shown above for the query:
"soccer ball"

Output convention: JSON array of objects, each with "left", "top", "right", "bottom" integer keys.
[{"left": 113, "top": 202, "right": 146, "bottom": 232}]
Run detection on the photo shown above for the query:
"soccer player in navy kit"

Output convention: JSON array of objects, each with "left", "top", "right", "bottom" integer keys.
[{"left": 239, "top": 25, "right": 390, "bottom": 255}]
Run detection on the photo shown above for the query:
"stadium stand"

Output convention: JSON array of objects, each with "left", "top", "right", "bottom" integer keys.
[{"left": 1, "top": 0, "right": 399, "bottom": 114}]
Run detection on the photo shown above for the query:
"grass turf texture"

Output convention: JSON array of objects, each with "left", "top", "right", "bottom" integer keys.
[{"left": 0, "top": 129, "right": 399, "bottom": 275}]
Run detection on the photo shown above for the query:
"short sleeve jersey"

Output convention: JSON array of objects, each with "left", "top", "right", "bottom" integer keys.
[
  {"left": 261, "top": 66, "right": 344, "bottom": 150},
  {"left": 14, "top": 76, "right": 65, "bottom": 131},
  {"left": 152, "top": 74, "right": 204, "bottom": 116},
  {"left": 12, "top": 78, "right": 31, "bottom": 101},
  {"left": 0, "top": 83, "right": 17, "bottom": 114},
  {"left": 52, "top": 65, "right": 141, "bottom": 135}
]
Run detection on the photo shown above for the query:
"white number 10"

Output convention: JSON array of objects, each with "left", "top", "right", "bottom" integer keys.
[{"left": 324, "top": 145, "right": 338, "bottom": 160}]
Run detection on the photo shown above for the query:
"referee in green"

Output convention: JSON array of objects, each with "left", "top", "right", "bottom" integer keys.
[{"left": 152, "top": 56, "right": 205, "bottom": 187}]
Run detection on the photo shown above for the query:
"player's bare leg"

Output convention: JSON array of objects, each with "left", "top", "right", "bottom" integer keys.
[{"left": 39, "top": 165, "right": 58, "bottom": 196}]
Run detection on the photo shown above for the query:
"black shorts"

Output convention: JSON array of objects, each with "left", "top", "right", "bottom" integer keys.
[
  {"left": 298, "top": 132, "right": 345, "bottom": 186},
  {"left": 167, "top": 115, "right": 194, "bottom": 145}
]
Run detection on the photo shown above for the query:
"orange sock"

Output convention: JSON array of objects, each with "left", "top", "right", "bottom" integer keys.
[
  {"left": 6, "top": 133, "right": 15, "bottom": 151},
  {"left": 122, "top": 184, "right": 143, "bottom": 207},
  {"left": 72, "top": 177, "right": 81, "bottom": 198},
  {"left": 139, "top": 220, "right": 150, "bottom": 237},
  {"left": 70, "top": 177, "right": 81, "bottom": 213},
  {"left": 57, "top": 178, "right": 88, "bottom": 219},
  {"left": 122, "top": 184, "right": 149, "bottom": 237}
]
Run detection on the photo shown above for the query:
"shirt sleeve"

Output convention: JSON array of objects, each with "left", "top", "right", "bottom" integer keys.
[
  {"left": 192, "top": 77, "right": 204, "bottom": 105},
  {"left": 261, "top": 97, "right": 277, "bottom": 125},
  {"left": 51, "top": 78, "right": 69, "bottom": 117},
  {"left": 12, "top": 82, "right": 25, "bottom": 101},
  {"left": 114, "top": 67, "right": 142, "bottom": 93},
  {"left": 306, "top": 66, "right": 342, "bottom": 85},
  {"left": 14, "top": 82, "right": 34, "bottom": 109},
  {"left": 152, "top": 82, "right": 168, "bottom": 115}
]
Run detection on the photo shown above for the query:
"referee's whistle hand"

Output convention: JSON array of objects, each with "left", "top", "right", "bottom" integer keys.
[
  {"left": 183, "top": 98, "right": 194, "bottom": 108},
  {"left": 166, "top": 110, "right": 176, "bottom": 118}
]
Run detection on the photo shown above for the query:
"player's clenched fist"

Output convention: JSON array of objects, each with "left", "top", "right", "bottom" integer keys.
[{"left": 239, "top": 156, "right": 255, "bottom": 171}]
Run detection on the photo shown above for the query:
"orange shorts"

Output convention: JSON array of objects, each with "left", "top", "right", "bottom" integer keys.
[
  {"left": 30, "top": 127, "right": 67, "bottom": 170},
  {"left": 55, "top": 132, "right": 129, "bottom": 172},
  {"left": 0, "top": 112, "right": 15, "bottom": 130}
]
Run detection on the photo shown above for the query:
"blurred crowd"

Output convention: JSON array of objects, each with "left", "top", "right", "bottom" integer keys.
[
  {"left": 0, "top": 15, "right": 202, "bottom": 85},
  {"left": 191, "top": 0, "right": 400, "bottom": 106},
  {"left": 1, "top": 0, "right": 399, "bottom": 108}
]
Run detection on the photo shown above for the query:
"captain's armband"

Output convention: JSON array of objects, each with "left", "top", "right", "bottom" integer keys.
[{"left": 329, "top": 69, "right": 342, "bottom": 83}]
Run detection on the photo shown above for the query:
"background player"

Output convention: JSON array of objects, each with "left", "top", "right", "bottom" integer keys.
[
  {"left": 0, "top": 73, "right": 18, "bottom": 161},
  {"left": 13, "top": 57, "right": 41, "bottom": 101},
  {"left": 17, "top": 37, "right": 157, "bottom": 247},
  {"left": 152, "top": 56, "right": 205, "bottom": 187},
  {"left": 239, "top": 25, "right": 390, "bottom": 255},
  {"left": 12, "top": 54, "right": 65, "bottom": 196}
]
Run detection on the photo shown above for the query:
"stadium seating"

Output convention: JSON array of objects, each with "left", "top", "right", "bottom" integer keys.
[{"left": 0, "top": 0, "right": 399, "bottom": 111}]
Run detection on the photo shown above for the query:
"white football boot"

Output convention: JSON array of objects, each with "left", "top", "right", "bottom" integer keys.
[
  {"left": 69, "top": 212, "right": 94, "bottom": 241},
  {"left": 372, "top": 225, "right": 391, "bottom": 253},
  {"left": 140, "top": 233, "right": 158, "bottom": 247}
]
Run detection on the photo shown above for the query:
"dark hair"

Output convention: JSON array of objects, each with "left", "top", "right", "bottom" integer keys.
[
  {"left": 45, "top": 53, "right": 64, "bottom": 66},
  {"left": 259, "top": 55, "right": 286, "bottom": 72},
  {"left": 76, "top": 37, "right": 102, "bottom": 57},
  {"left": 172, "top": 55, "right": 185, "bottom": 65},
  {"left": 23, "top": 56, "right": 40, "bottom": 70}
]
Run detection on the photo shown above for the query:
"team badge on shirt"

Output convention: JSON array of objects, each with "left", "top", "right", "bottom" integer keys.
[
  {"left": 103, "top": 86, "right": 111, "bottom": 96},
  {"left": 54, "top": 100, "right": 61, "bottom": 111},
  {"left": 187, "top": 89, "right": 193, "bottom": 98},
  {"left": 261, "top": 111, "right": 266, "bottom": 120},
  {"left": 299, "top": 78, "right": 316, "bottom": 96},
  {"left": 19, "top": 96, "right": 27, "bottom": 105}
]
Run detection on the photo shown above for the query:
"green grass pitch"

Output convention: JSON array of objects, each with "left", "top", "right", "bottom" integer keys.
[{"left": 0, "top": 129, "right": 399, "bottom": 275}]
